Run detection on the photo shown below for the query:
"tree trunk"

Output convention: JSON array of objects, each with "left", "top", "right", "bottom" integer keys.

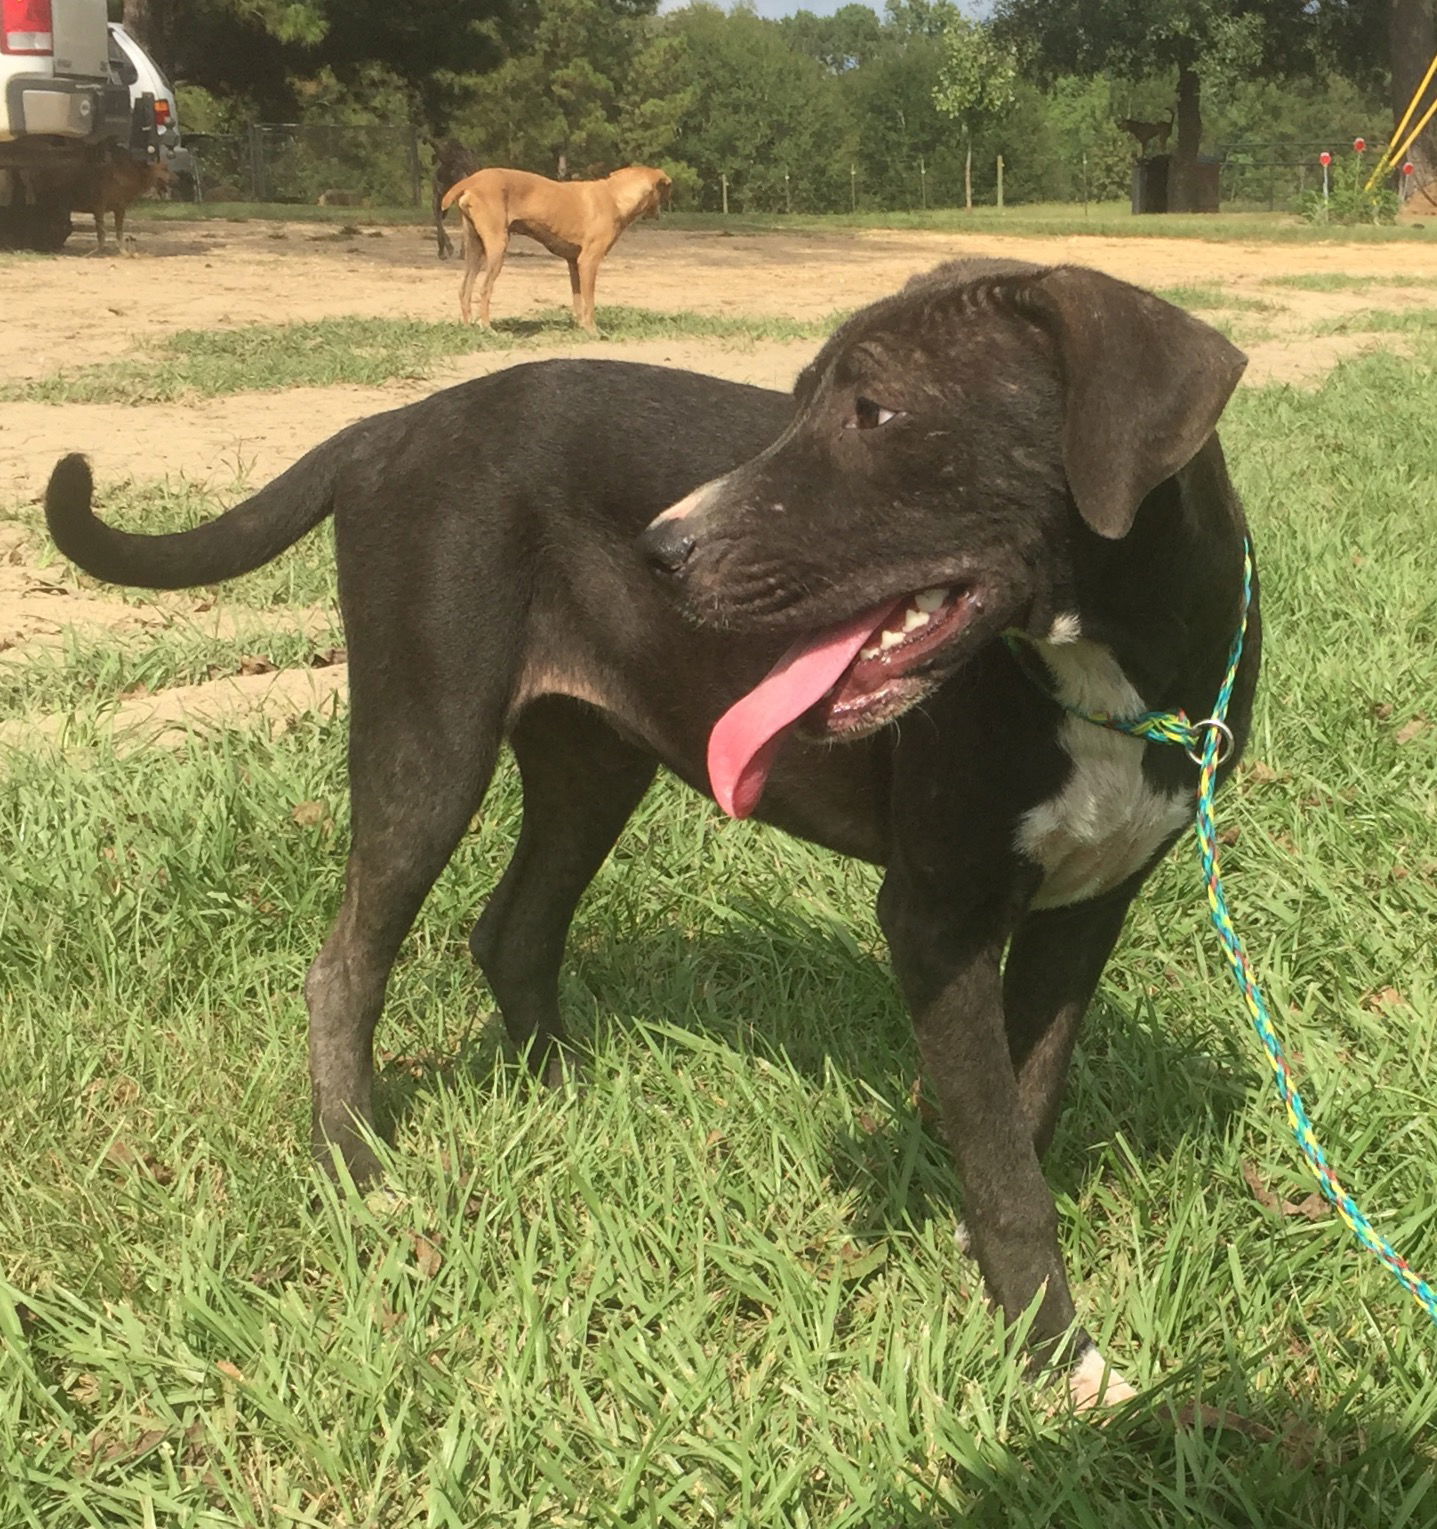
[
  {"left": 1168, "top": 62, "right": 1202, "bottom": 213},
  {"left": 122, "top": 0, "right": 174, "bottom": 78},
  {"left": 1391, "top": 0, "right": 1437, "bottom": 208}
]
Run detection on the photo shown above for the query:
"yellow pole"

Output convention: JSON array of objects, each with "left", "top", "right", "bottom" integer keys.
[
  {"left": 1390, "top": 92, "right": 1437, "bottom": 174},
  {"left": 1366, "top": 50, "right": 1437, "bottom": 189}
]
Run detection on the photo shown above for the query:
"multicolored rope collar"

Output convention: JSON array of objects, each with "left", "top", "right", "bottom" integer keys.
[{"left": 1011, "top": 542, "right": 1437, "bottom": 1329}]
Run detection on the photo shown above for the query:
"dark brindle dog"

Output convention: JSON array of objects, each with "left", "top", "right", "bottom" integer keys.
[{"left": 45, "top": 259, "right": 1259, "bottom": 1409}]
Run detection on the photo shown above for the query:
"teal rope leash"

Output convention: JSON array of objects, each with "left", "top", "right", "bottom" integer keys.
[{"left": 1014, "top": 546, "right": 1437, "bottom": 1326}]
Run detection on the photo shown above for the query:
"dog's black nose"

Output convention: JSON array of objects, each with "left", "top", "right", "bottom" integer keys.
[{"left": 638, "top": 521, "right": 697, "bottom": 576}]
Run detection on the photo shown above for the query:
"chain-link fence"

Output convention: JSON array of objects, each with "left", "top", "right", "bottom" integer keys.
[{"left": 184, "top": 125, "right": 424, "bottom": 207}]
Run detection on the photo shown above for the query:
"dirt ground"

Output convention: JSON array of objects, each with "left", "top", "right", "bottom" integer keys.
[
  {"left": 8, "top": 218, "right": 1437, "bottom": 495},
  {"left": 4, "top": 217, "right": 1437, "bottom": 746}
]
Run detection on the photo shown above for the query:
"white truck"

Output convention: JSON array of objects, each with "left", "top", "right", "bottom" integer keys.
[{"left": 1, "top": 0, "right": 189, "bottom": 250}]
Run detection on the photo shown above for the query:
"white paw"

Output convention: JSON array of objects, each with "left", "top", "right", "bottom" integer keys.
[{"left": 1067, "top": 1345, "right": 1138, "bottom": 1412}]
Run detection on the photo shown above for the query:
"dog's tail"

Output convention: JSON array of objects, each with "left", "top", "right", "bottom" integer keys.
[
  {"left": 440, "top": 181, "right": 468, "bottom": 213},
  {"left": 46, "top": 437, "right": 342, "bottom": 591}
]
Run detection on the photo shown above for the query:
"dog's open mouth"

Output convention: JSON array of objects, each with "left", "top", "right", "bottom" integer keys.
[{"left": 708, "top": 583, "right": 985, "bottom": 818}]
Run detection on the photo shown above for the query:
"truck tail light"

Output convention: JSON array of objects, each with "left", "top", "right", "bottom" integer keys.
[
  {"left": 1, "top": 0, "right": 53, "bottom": 55},
  {"left": 154, "top": 98, "right": 171, "bottom": 126}
]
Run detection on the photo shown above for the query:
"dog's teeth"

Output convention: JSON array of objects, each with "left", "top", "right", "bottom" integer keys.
[
  {"left": 915, "top": 587, "right": 947, "bottom": 613},
  {"left": 859, "top": 644, "right": 882, "bottom": 661},
  {"left": 879, "top": 628, "right": 905, "bottom": 651},
  {"left": 902, "top": 607, "right": 930, "bottom": 633}
]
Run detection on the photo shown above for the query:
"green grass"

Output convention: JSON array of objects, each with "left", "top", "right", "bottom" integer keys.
[
  {"left": 137, "top": 201, "right": 431, "bottom": 227},
  {"left": 1314, "top": 307, "right": 1437, "bottom": 336},
  {"left": 4, "top": 338, "right": 1437, "bottom": 1523},
  {"left": 132, "top": 198, "right": 1436, "bottom": 244},
  {"left": 0, "top": 625, "right": 344, "bottom": 717},
  {"left": 1263, "top": 273, "right": 1437, "bottom": 293},
  {"left": 1, "top": 309, "right": 830, "bottom": 405},
  {"left": 1155, "top": 285, "right": 1279, "bottom": 314}
]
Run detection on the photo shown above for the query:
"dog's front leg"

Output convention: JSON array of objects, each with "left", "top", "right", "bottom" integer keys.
[
  {"left": 879, "top": 872, "right": 1095, "bottom": 1388},
  {"left": 1003, "top": 890, "right": 1136, "bottom": 1161}
]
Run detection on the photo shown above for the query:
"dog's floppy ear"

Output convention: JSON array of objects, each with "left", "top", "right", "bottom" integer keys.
[{"left": 1018, "top": 266, "right": 1247, "bottom": 539}]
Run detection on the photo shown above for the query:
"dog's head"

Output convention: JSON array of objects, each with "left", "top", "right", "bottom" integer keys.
[
  {"left": 639, "top": 260, "right": 1245, "bottom": 765},
  {"left": 616, "top": 165, "right": 672, "bottom": 218}
]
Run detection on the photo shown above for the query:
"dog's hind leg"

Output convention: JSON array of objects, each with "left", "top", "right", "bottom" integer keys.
[
  {"left": 306, "top": 618, "right": 514, "bottom": 1185},
  {"left": 470, "top": 698, "right": 655, "bottom": 1075},
  {"left": 458, "top": 218, "right": 486, "bottom": 324},
  {"left": 473, "top": 225, "right": 508, "bottom": 328}
]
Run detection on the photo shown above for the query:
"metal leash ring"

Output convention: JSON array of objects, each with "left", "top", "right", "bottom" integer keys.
[{"left": 1185, "top": 717, "right": 1235, "bottom": 767}]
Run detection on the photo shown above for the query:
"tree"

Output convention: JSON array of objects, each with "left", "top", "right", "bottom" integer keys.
[
  {"left": 1309, "top": 0, "right": 1436, "bottom": 208},
  {"left": 842, "top": 14, "right": 962, "bottom": 208},
  {"left": 779, "top": 5, "right": 886, "bottom": 73},
  {"left": 991, "top": 0, "right": 1325, "bottom": 212},
  {"left": 934, "top": 14, "right": 1018, "bottom": 208},
  {"left": 1389, "top": 0, "right": 1436, "bottom": 200},
  {"left": 450, "top": 0, "right": 670, "bottom": 175},
  {"left": 120, "top": 0, "right": 531, "bottom": 131},
  {"left": 665, "top": 4, "right": 853, "bottom": 212}
]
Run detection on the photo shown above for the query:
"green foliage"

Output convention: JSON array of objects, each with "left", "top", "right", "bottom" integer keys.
[
  {"left": 170, "top": 0, "right": 1410, "bottom": 216},
  {"left": 934, "top": 14, "right": 1018, "bottom": 130},
  {"left": 447, "top": 0, "right": 676, "bottom": 175},
  {"left": 839, "top": 18, "right": 961, "bottom": 209},
  {"left": 1298, "top": 153, "right": 1401, "bottom": 225},
  {"left": 665, "top": 5, "right": 855, "bottom": 213}
]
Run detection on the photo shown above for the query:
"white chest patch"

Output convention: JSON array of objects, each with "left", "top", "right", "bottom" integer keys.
[{"left": 1016, "top": 638, "right": 1192, "bottom": 910}]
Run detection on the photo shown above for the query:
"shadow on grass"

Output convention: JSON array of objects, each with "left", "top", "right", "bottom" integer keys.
[
  {"left": 372, "top": 912, "right": 1248, "bottom": 1234},
  {"left": 886, "top": 1397, "right": 1437, "bottom": 1526}
]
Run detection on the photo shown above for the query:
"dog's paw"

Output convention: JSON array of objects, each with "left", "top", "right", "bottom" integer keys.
[
  {"left": 1067, "top": 1344, "right": 1138, "bottom": 1414},
  {"left": 539, "top": 1043, "right": 589, "bottom": 1093},
  {"left": 953, "top": 1220, "right": 973, "bottom": 1257}
]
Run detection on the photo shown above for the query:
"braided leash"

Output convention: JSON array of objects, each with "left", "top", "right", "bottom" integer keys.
[{"left": 1014, "top": 546, "right": 1437, "bottom": 1325}]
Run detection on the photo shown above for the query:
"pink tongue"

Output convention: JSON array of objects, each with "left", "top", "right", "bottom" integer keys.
[{"left": 708, "top": 600, "right": 898, "bottom": 819}]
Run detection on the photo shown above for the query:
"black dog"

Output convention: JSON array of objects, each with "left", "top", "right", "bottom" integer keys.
[
  {"left": 431, "top": 136, "right": 479, "bottom": 259},
  {"left": 45, "top": 260, "right": 1259, "bottom": 1408}
]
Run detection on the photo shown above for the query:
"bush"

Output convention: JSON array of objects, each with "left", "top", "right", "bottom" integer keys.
[{"left": 1299, "top": 157, "right": 1399, "bottom": 225}]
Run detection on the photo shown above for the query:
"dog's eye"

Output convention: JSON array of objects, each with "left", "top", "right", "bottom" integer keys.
[{"left": 847, "top": 397, "right": 900, "bottom": 431}]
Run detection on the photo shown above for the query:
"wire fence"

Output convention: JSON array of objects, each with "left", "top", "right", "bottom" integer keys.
[
  {"left": 183, "top": 125, "right": 424, "bottom": 207},
  {"left": 177, "top": 124, "right": 1412, "bottom": 217},
  {"left": 1216, "top": 140, "right": 1395, "bottom": 209}
]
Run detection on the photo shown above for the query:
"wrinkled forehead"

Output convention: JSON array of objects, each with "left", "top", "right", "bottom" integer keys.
[{"left": 794, "top": 276, "right": 1055, "bottom": 409}]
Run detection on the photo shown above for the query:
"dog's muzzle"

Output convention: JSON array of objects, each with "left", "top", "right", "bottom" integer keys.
[{"left": 638, "top": 520, "right": 697, "bottom": 577}]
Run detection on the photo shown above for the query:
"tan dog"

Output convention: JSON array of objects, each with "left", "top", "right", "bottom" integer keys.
[
  {"left": 440, "top": 165, "right": 671, "bottom": 331},
  {"left": 75, "top": 146, "right": 171, "bottom": 255}
]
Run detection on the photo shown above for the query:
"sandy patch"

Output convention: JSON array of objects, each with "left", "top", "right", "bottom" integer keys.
[
  {"left": 0, "top": 662, "right": 346, "bottom": 758},
  {"left": 4, "top": 219, "right": 1436, "bottom": 749}
]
